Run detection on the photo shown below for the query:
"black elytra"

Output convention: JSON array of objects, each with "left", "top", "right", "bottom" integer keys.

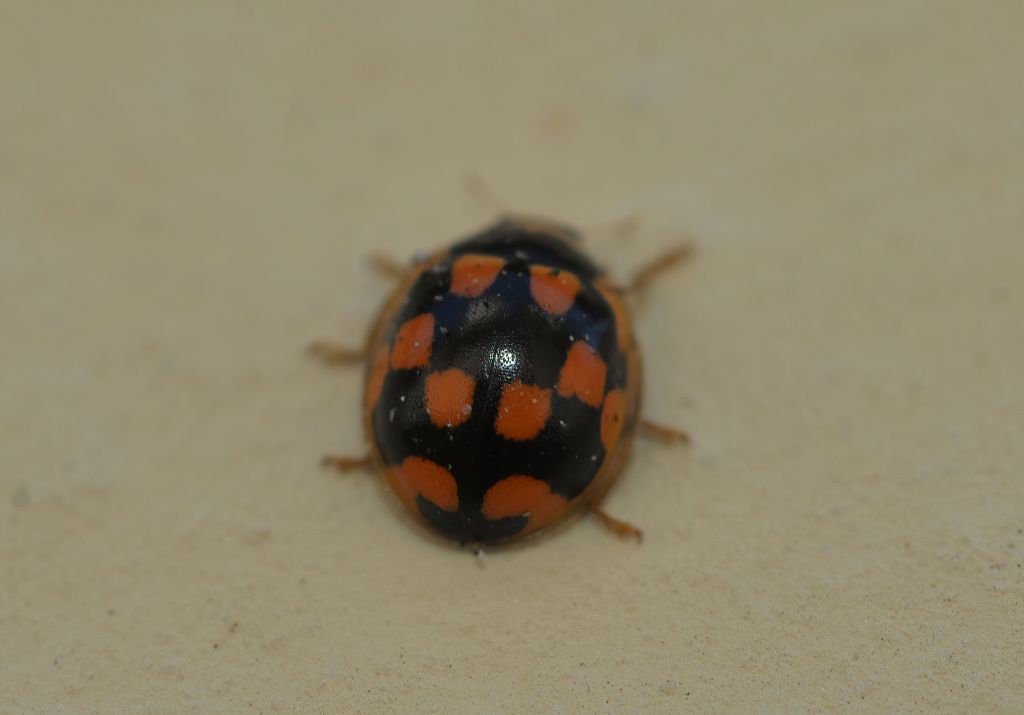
[{"left": 365, "top": 218, "right": 639, "bottom": 545}]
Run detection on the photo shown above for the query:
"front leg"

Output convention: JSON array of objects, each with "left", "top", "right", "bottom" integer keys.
[
  {"left": 308, "top": 252, "right": 409, "bottom": 366},
  {"left": 627, "top": 244, "right": 694, "bottom": 295}
]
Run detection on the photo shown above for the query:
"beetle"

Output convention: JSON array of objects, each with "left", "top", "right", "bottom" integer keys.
[{"left": 313, "top": 214, "right": 690, "bottom": 546}]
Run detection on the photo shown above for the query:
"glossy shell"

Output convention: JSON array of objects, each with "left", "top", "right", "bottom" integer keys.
[{"left": 363, "top": 218, "right": 641, "bottom": 544}]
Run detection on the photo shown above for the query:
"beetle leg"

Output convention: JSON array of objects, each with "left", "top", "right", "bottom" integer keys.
[
  {"left": 309, "top": 252, "right": 405, "bottom": 366},
  {"left": 462, "top": 173, "right": 507, "bottom": 215},
  {"left": 368, "top": 252, "right": 408, "bottom": 281},
  {"left": 322, "top": 454, "right": 373, "bottom": 473},
  {"left": 591, "top": 505, "right": 643, "bottom": 542},
  {"left": 627, "top": 243, "right": 694, "bottom": 294},
  {"left": 639, "top": 419, "right": 691, "bottom": 445},
  {"left": 593, "top": 212, "right": 642, "bottom": 242},
  {"left": 308, "top": 341, "right": 367, "bottom": 365}
]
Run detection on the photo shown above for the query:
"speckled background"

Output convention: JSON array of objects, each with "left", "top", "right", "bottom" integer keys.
[{"left": 2, "top": 2, "right": 1022, "bottom": 713}]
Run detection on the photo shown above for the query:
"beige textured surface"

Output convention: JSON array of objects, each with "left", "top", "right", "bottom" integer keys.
[{"left": 2, "top": 2, "right": 1023, "bottom": 713}]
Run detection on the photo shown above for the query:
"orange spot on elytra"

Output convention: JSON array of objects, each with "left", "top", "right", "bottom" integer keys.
[
  {"left": 482, "top": 475, "right": 569, "bottom": 534},
  {"left": 495, "top": 381, "right": 552, "bottom": 441},
  {"left": 598, "top": 283, "right": 632, "bottom": 351},
  {"left": 426, "top": 368, "right": 476, "bottom": 428},
  {"left": 388, "top": 457, "right": 459, "bottom": 513},
  {"left": 390, "top": 313, "right": 435, "bottom": 369},
  {"left": 601, "top": 389, "right": 627, "bottom": 452},
  {"left": 365, "top": 345, "right": 390, "bottom": 411},
  {"left": 557, "top": 342, "right": 607, "bottom": 408},
  {"left": 451, "top": 254, "right": 505, "bottom": 298},
  {"left": 530, "top": 266, "right": 581, "bottom": 315}
]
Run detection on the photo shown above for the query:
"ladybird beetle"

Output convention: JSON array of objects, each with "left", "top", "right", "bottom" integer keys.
[{"left": 314, "top": 215, "right": 690, "bottom": 546}]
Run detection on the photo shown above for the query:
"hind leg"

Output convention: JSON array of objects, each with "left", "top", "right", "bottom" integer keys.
[{"left": 591, "top": 505, "right": 643, "bottom": 542}]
